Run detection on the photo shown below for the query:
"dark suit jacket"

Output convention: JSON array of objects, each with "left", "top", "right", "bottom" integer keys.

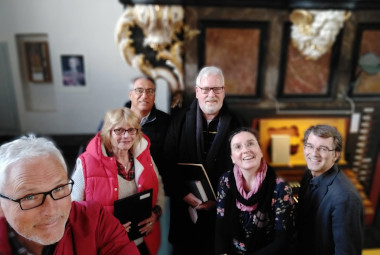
[{"left": 296, "top": 164, "right": 364, "bottom": 255}]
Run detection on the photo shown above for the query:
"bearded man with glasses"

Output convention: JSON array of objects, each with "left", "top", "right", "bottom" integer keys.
[
  {"left": 296, "top": 124, "right": 364, "bottom": 255},
  {"left": 163, "top": 66, "right": 244, "bottom": 255},
  {"left": 0, "top": 135, "right": 139, "bottom": 255}
]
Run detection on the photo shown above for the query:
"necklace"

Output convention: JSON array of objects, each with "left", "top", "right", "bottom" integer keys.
[
  {"left": 116, "top": 154, "right": 135, "bottom": 181},
  {"left": 120, "top": 161, "right": 130, "bottom": 170}
]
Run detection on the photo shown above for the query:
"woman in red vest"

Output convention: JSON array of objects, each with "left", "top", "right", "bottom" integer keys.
[{"left": 71, "top": 107, "right": 165, "bottom": 255}]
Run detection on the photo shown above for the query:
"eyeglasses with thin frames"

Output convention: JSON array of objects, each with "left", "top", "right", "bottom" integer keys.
[
  {"left": 304, "top": 143, "right": 335, "bottom": 155},
  {"left": 0, "top": 180, "right": 74, "bottom": 210},
  {"left": 133, "top": 88, "right": 155, "bottom": 96},
  {"left": 197, "top": 86, "right": 225, "bottom": 94},
  {"left": 113, "top": 127, "right": 138, "bottom": 136}
]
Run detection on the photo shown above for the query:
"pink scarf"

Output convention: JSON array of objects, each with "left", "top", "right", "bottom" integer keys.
[{"left": 234, "top": 158, "right": 268, "bottom": 212}]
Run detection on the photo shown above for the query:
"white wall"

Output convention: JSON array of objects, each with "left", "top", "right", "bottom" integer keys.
[{"left": 0, "top": 0, "right": 170, "bottom": 135}]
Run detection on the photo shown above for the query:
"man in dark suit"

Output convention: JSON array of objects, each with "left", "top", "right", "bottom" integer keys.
[
  {"left": 163, "top": 66, "right": 244, "bottom": 255},
  {"left": 126, "top": 76, "right": 171, "bottom": 175},
  {"left": 296, "top": 124, "right": 364, "bottom": 255}
]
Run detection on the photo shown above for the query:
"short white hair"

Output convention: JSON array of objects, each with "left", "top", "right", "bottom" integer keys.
[
  {"left": 195, "top": 66, "right": 225, "bottom": 87},
  {"left": 0, "top": 135, "right": 67, "bottom": 191}
]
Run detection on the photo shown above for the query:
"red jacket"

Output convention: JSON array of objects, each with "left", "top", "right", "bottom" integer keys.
[
  {"left": 0, "top": 201, "right": 139, "bottom": 255},
  {"left": 79, "top": 132, "right": 161, "bottom": 254}
]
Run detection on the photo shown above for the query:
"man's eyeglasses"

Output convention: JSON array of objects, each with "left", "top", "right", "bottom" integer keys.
[
  {"left": 0, "top": 180, "right": 74, "bottom": 210},
  {"left": 133, "top": 88, "right": 155, "bottom": 96},
  {"left": 197, "top": 86, "right": 225, "bottom": 94},
  {"left": 113, "top": 128, "right": 138, "bottom": 136},
  {"left": 304, "top": 143, "right": 335, "bottom": 154}
]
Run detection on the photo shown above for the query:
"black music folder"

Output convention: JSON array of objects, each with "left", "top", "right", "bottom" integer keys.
[
  {"left": 178, "top": 163, "right": 216, "bottom": 201},
  {"left": 114, "top": 189, "right": 153, "bottom": 240}
]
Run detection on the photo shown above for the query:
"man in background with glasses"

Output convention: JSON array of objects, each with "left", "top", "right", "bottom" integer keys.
[
  {"left": 127, "top": 77, "right": 172, "bottom": 255},
  {"left": 296, "top": 125, "right": 364, "bottom": 255},
  {"left": 0, "top": 135, "right": 139, "bottom": 255},
  {"left": 127, "top": 76, "right": 170, "bottom": 181},
  {"left": 163, "top": 66, "right": 243, "bottom": 255}
]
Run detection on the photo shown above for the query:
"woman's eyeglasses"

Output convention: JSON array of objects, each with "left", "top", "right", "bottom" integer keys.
[{"left": 113, "top": 128, "right": 138, "bottom": 136}]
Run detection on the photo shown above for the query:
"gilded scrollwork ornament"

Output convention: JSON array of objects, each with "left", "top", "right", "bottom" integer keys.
[{"left": 115, "top": 4, "right": 199, "bottom": 108}]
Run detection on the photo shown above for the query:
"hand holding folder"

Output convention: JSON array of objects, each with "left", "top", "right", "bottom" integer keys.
[
  {"left": 178, "top": 163, "right": 216, "bottom": 202},
  {"left": 178, "top": 163, "right": 216, "bottom": 223},
  {"left": 113, "top": 189, "right": 153, "bottom": 240}
]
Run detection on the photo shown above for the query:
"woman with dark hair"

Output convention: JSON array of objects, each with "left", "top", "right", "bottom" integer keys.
[{"left": 215, "top": 127, "right": 295, "bottom": 255}]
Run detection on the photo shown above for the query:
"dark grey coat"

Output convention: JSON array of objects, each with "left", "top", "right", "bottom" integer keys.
[{"left": 296, "top": 164, "right": 364, "bottom": 255}]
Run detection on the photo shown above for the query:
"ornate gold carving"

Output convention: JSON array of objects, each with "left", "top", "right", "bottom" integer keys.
[
  {"left": 115, "top": 5, "right": 199, "bottom": 107},
  {"left": 289, "top": 9, "right": 313, "bottom": 35}
]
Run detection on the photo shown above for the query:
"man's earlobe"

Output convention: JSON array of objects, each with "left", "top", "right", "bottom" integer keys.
[{"left": 335, "top": 151, "right": 341, "bottom": 161}]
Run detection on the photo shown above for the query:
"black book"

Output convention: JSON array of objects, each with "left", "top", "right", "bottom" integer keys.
[
  {"left": 178, "top": 163, "right": 216, "bottom": 201},
  {"left": 113, "top": 189, "right": 153, "bottom": 240}
]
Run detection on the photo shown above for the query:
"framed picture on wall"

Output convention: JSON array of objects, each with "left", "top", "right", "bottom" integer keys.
[
  {"left": 24, "top": 41, "right": 52, "bottom": 83},
  {"left": 277, "top": 23, "right": 342, "bottom": 100},
  {"left": 198, "top": 20, "right": 268, "bottom": 100},
  {"left": 61, "top": 55, "right": 86, "bottom": 86},
  {"left": 348, "top": 23, "right": 380, "bottom": 98}
]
